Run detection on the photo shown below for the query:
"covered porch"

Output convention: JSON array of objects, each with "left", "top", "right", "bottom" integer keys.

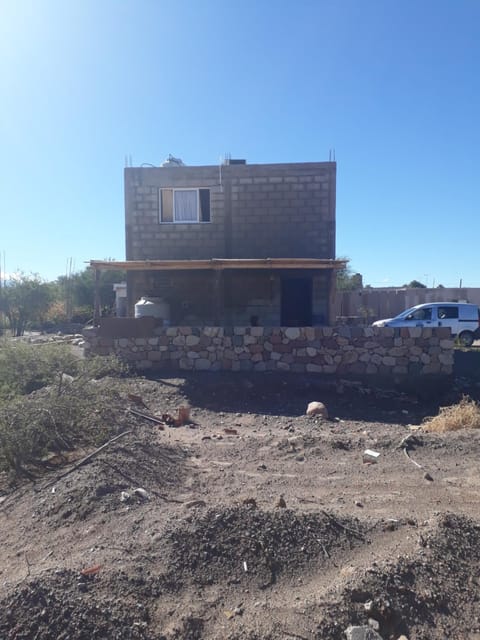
[{"left": 89, "top": 258, "right": 347, "bottom": 329}]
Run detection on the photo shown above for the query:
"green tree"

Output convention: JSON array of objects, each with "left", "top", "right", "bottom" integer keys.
[
  {"left": 0, "top": 274, "right": 55, "bottom": 336},
  {"left": 403, "top": 280, "right": 427, "bottom": 288},
  {"left": 336, "top": 261, "right": 363, "bottom": 291}
]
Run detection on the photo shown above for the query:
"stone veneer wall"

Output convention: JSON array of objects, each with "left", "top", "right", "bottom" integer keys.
[{"left": 83, "top": 326, "right": 454, "bottom": 376}]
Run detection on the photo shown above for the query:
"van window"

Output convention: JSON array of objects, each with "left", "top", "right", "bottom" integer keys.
[
  {"left": 406, "top": 307, "right": 432, "bottom": 321},
  {"left": 437, "top": 306, "right": 459, "bottom": 320}
]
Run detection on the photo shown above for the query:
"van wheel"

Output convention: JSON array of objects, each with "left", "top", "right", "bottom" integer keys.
[{"left": 458, "top": 331, "right": 474, "bottom": 347}]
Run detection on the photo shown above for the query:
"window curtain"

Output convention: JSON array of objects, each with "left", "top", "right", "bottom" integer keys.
[{"left": 174, "top": 190, "right": 198, "bottom": 221}]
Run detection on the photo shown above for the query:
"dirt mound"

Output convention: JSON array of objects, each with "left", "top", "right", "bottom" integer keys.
[
  {"left": 3, "top": 372, "right": 480, "bottom": 639},
  {"left": 32, "top": 437, "right": 188, "bottom": 527},
  {"left": 162, "top": 505, "right": 366, "bottom": 590},
  {"left": 0, "top": 569, "right": 154, "bottom": 640},
  {"left": 316, "top": 513, "right": 480, "bottom": 639}
]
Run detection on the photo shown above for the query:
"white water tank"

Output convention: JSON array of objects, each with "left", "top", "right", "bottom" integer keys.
[{"left": 134, "top": 297, "right": 170, "bottom": 324}]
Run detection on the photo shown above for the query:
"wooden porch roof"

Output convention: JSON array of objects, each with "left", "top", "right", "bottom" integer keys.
[{"left": 89, "top": 258, "right": 347, "bottom": 271}]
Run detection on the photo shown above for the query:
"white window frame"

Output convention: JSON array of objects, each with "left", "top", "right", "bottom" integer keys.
[{"left": 159, "top": 187, "right": 211, "bottom": 224}]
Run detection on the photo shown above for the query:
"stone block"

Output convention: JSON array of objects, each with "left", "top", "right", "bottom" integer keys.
[
  {"left": 195, "top": 358, "right": 211, "bottom": 370},
  {"left": 440, "top": 339, "right": 454, "bottom": 349},
  {"left": 439, "top": 353, "right": 453, "bottom": 365},
  {"left": 186, "top": 334, "right": 201, "bottom": 346},
  {"left": 284, "top": 327, "right": 301, "bottom": 340},
  {"left": 148, "top": 351, "right": 164, "bottom": 361}
]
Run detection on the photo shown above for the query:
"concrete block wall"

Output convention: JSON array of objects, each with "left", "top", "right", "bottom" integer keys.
[
  {"left": 124, "top": 162, "right": 336, "bottom": 262},
  {"left": 83, "top": 325, "right": 454, "bottom": 377},
  {"left": 125, "top": 166, "right": 225, "bottom": 261}
]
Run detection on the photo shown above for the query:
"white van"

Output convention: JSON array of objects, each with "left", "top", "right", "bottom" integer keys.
[{"left": 372, "top": 302, "right": 480, "bottom": 346}]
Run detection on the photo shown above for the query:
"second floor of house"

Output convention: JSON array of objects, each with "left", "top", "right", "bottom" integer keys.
[{"left": 125, "top": 159, "right": 336, "bottom": 261}]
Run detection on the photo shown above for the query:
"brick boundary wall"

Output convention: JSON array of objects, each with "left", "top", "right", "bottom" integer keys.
[{"left": 82, "top": 326, "right": 454, "bottom": 376}]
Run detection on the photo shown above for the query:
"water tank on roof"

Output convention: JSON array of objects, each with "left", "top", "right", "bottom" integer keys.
[
  {"left": 134, "top": 297, "right": 170, "bottom": 325},
  {"left": 161, "top": 154, "right": 185, "bottom": 167}
]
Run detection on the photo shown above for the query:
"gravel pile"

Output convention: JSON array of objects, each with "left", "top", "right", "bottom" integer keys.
[
  {"left": 161, "top": 505, "right": 367, "bottom": 589},
  {"left": 0, "top": 570, "right": 154, "bottom": 640},
  {"left": 315, "top": 513, "right": 480, "bottom": 640}
]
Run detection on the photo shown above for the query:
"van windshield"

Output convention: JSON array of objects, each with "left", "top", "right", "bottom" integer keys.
[{"left": 394, "top": 306, "right": 419, "bottom": 319}]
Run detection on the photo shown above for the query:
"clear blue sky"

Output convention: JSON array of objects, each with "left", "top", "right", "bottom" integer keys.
[{"left": 1, "top": 0, "right": 479, "bottom": 287}]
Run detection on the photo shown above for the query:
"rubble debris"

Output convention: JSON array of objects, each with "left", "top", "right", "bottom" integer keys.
[
  {"left": 363, "top": 449, "right": 380, "bottom": 464},
  {"left": 162, "top": 406, "right": 191, "bottom": 427},
  {"left": 80, "top": 564, "right": 102, "bottom": 576},
  {"left": 128, "top": 408, "right": 165, "bottom": 429},
  {"left": 344, "top": 625, "right": 384, "bottom": 640}
]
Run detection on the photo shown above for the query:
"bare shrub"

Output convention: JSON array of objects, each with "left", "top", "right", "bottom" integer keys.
[
  {"left": 423, "top": 396, "right": 480, "bottom": 433},
  {"left": 0, "top": 341, "right": 131, "bottom": 475}
]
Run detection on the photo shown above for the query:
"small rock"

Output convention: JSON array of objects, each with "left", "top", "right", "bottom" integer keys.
[
  {"left": 306, "top": 401, "right": 329, "bottom": 419},
  {"left": 275, "top": 495, "right": 287, "bottom": 509},
  {"left": 133, "top": 488, "right": 149, "bottom": 500},
  {"left": 423, "top": 472, "right": 434, "bottom": 482},
  {"left": 364, "top": 600, "right": 374, "bottom": 612},
  {"left": 355, "top": 500, "right": 364, "bottom": 508},
  {"left": 120, "top": 491, "right": 130, "bottom": 502}
]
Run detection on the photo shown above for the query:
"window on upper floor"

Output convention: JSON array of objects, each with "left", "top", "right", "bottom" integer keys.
[{"left": 159, "top": 188, "right": 210, "bottom": 223}]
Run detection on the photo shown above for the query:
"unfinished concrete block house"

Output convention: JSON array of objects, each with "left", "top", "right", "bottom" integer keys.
[
  {"left": 86, "top": 158, "right": 455, "bottom": 377},
  {"left": 92, "top": 158, "right": 344, "bottom": 327}
]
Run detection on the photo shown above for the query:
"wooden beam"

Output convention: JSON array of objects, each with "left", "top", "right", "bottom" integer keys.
[{"left": 88, "top": 258, "right": 348, "bottom": 272}]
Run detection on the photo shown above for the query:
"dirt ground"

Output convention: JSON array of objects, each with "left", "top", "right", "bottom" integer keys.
[{"left": 1, "top": 372, "right": 480, "bottom": 640}]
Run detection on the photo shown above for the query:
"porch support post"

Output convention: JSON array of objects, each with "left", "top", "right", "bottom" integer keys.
[
  {"left": 328, "top": 269, "right": 336, "bottom": 326},
  {"left": 94, "top": 268, "right": 101, "bottom": 326},
  {"left": 212, "top": 269, "right": 224, "bottom": 325}
]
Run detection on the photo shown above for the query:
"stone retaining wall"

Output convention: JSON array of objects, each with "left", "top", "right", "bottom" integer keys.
[{"left": 83, "top": 325, "right": 454, "bottom": 376}]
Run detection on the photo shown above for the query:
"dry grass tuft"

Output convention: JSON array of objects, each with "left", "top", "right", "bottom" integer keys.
[{"left": 423, "top": 396, "right": 480, "bottom": 433}]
